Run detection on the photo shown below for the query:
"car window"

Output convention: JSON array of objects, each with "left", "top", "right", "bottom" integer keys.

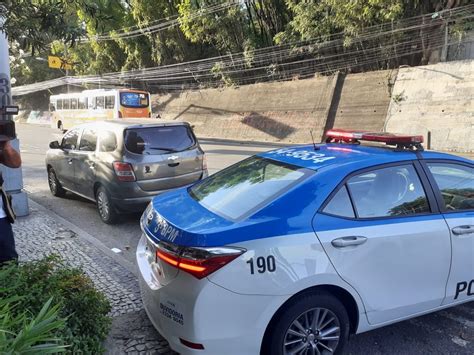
[
  {"left": 61, "top": 129, "right": 80, "bottom": 150},
  {"left": 347, "top": 164, "right": 430, "bottom": 218},
  {"left": 99, "top": 130, "right": 117, "bottom": 152},
  {"left": 427, "top": 163, "right": 474, "bottom": 211},
  {"left": 124, "top": 126, "right": 195, "bottom": 155},
  {"left": 63, "top": 99, "right": 70, "bottom": 110},
  {"left": 189, "top": 156, "right": 313, "bottom": 221},
  {"left": 79, "top": 129, "right": 98, "bottom": 152},
  {"left": 323, "top": 185, "right": 355, "bottom": 218}
]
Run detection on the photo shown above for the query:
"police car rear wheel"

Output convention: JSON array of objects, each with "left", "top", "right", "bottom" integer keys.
[
  {"left": 48, "top": 168, "right": 65, "bottom": 197},
  {"left": 265, "top": 292, "right": 349, "bottom": 355},
  {"left": 96, "top": 186, "right": 117, "bottom": 224}
]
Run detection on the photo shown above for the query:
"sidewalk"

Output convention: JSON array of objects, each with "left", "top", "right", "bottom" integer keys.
[{"left": 12, "top": 199, "right": 175, "bottom": 355}]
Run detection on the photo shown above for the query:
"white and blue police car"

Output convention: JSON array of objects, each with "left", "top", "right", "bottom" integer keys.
[{"left": 137, "top": 129, "right": 473, "bottom": 355}]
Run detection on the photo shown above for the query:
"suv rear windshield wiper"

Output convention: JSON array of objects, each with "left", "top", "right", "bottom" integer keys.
[{"left": 147, "top": 147, "right": 180, "bottom": 152}]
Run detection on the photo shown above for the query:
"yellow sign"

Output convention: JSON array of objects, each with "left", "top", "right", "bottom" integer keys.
[{"left": 48, "top": 56, "right": 73, "bottom": 70}]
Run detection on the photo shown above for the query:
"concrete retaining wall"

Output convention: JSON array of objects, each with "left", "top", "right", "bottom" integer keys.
[
  {"left": 385, "top": 60, "right": 474, "bottom": 152},
  {"left": 152, "top": 69, "right": 394, "bottom": 144},
  {"left": 153, "top": 76, "right": 337, "bottom": 143}
]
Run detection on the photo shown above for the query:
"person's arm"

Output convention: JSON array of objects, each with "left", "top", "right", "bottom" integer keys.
[{"left": 0, "top": 141, "right": 21, "bottom": 168}]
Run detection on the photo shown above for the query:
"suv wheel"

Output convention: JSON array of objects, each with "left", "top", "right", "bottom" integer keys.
[
  {"left": 264, "top": 292, "right": 350, "bottom": 355},
  {"left": 96, "top": 186, "right": 118, "bottom": 224},
  {"left": 48, "top": 168, "right": 66, "bottom": 197}
]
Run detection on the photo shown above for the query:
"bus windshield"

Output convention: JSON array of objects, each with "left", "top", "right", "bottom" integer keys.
[{"left": 120, "top": 92, "right": 149, "bottom": 108}]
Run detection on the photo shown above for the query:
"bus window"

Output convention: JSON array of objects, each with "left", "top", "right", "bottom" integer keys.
[
  {"left": 105, "top": 96, "right": 115, "bottom": 109},
  {"left": 57, "top": 99, "right": 63, "bottom": 110},
  {"left": 95, "top": 96, "right": 105, "bottom": 110},
  {"left": 63, "top": 99, "right": 70, "bottom": 110},
  {"left": 78, "top": 97, "right": 88, "bottom": 109},
  {"left": 71, "top": 98, "right": 78, "bottom": 110}
]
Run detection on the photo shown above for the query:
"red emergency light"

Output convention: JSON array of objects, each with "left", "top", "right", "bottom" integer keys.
[{"left": 325, "top": 129, "right": 424, "bottom": 150}]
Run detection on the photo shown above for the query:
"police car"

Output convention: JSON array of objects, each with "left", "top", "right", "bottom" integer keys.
[{"left": 137, "top": 129, "right": 473, "bottom": 355}]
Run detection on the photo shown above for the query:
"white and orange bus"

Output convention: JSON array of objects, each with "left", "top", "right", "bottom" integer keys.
[{"left": 49, "top": 89, "right": 152, "bottom": 130}]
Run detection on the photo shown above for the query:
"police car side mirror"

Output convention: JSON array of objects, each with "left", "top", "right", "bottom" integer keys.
[{"left": 49, "top": 141, "right": 61, "bottom": 149}]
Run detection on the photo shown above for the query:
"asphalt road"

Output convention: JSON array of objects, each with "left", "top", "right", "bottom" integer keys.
[{"left": 16, "top": 123, "right": 474, "bottom": 354}]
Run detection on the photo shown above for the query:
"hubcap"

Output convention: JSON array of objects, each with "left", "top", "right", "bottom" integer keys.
[
  {"left": 97, "top": 191, "right": 109, "bottom": 220},
  {"left": 283, "top": 307, "right": 340, "bottom": 355}
]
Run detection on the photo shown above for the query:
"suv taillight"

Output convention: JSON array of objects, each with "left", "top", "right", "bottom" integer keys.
[
  {"left": 156, "top": 243, "right": 245, "bottom": 279},
  {"left": 113, "top": 162, "right": 136, "bottom": 182}
]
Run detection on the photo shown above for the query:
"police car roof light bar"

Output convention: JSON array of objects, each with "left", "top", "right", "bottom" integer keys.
[{"left": 325, "top": 129, "right": 424, "bottom": 151}]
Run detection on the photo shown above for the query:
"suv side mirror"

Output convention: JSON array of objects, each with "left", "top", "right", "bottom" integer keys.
[{"left": 49, "top": 141, "right": 61, "bottom": 149}]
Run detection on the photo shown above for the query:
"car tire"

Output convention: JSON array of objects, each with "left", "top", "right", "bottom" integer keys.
[
  {"left": 96, "top": 186, "right": 118, "bottom": 224},
  {"left": 48, "top": 168, "right": 66, "bottom": 197},
  {"left": 263, "top": 292, "right": 350, "bottom": 355}
]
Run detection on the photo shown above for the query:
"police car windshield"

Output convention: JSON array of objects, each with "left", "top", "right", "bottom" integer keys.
[{"left": 189, "top": 156, "right": 313, "bottom": 221}]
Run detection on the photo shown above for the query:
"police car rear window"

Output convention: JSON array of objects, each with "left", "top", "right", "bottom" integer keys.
[{"left": 189, "top": 157, "right": 313, "bottom": 221}]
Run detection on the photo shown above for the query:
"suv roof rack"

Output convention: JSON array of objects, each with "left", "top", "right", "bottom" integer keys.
[{"left": 325, "top": 129, "right": 424, "bottom": 151}]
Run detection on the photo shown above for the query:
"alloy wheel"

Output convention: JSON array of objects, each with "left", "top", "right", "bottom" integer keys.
[
  {"left": 97, "top": 190, "right": 110, "bottom": 220},
  {"left": 283, "top": 307, "right": 341, "bottom": 355}
]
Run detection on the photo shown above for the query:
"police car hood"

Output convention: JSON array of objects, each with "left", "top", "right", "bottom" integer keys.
[{"left": 141, "top": 185, "right": 317, "bottom": 248}]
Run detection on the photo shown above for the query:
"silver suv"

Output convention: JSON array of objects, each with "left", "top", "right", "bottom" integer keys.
[{"left": 45, "top": 120, "right": 207, "bottom": 224}]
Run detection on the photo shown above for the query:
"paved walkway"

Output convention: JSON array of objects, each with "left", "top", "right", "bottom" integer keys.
[{"left": 13, "top": 200, "right": 175, "bottom": 355}]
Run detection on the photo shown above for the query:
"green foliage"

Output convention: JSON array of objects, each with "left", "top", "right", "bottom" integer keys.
[
  {"left": 0, "top": 256, "right": 112, "bottom": 354},
  {"left": 3, "top": 0, "right": 471, "bottom": 85},
  {"left": 0, "top": 297, "right": 67, "bottom": 354}
]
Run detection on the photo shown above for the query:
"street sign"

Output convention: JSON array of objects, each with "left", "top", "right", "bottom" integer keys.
[{"left": 48, "top": 56, "right": 72, "bottom": 70}]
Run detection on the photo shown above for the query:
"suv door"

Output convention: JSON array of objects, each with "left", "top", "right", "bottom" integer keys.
[
  {"left": 424, "top": 161, "right": 474, "bottom": 304},
  {"left": 56, "top": 128, "right": 81, "bottom": 190},
  {"left": 313, "top": 162, "right": 452, "bottom": 325},
  {"left": 74, "top": 128, "right": 98, "bottom": 199},
  {"left": 123, "top": 125, "right": 204, "bottom": 191}
]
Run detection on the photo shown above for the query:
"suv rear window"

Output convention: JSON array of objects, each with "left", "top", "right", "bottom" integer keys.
[
  {"left": 124, "top": 126, "right": 195, "bottom": 155},
  {"left": 189, "top": 157, "right": 313, "bottom": 221}
]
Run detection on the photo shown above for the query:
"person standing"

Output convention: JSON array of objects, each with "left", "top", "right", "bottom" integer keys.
[{"left": 0, "top": 140, "right": 22, "bottom": 264}]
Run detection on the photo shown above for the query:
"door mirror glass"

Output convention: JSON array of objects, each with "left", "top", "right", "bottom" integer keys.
[{"left": 49, "top": 140, "right": 60, "bottom": 149}]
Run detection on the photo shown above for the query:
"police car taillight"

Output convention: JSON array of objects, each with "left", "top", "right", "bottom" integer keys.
[
  {"left": 156, "top": 245, "right": 245, "bottom": 279},
  {"left": 113, "top": 162, "right": 136, "bottom": 182},
  {"left": 325, "top": 129, "right": 423, "bottom": 147}
]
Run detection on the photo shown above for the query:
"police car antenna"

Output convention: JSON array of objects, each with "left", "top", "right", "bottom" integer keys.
[{"left": 309, "top": 130, "right": 319, "bottom": 150}]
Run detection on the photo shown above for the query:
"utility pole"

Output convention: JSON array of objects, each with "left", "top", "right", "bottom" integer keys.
[
  {"left": 64, "top": 42, "right": 69, "bottom": 93},
  {"left": 0, "top": 7, "right": 29, "bottom": 216}
]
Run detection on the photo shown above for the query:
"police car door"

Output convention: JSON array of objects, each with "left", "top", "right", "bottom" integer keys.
[
  {"left": 424, "top": 162, "right": 474, "bottom": 304},
  {"left": 313, "top": 162, "right": 452, "bottom": 325}
]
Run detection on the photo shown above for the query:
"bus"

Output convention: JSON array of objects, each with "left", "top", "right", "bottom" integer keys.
[{"left": 49, "top": 89, "right": 152, "bottom": 130}]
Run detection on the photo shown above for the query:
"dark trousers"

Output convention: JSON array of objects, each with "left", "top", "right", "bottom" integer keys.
[{"left": 0, "top": 217, "right": 17, "bottom": 264}]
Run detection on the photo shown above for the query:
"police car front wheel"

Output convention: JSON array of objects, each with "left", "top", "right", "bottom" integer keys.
[{"left": 264, "top": 292, "right": 350, "bottom": 355}]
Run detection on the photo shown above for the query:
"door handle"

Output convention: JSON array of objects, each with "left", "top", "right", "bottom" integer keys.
[
  {"left": 68, "top": 158, "right": 73, "bottom": 165},
  {"left": 168, "top": 162, "right": 180, "bottom": 167},
  {"left": 331, "top": 236, "right": 367, "bottom": 248},
  {"left": 452, "top": 225, "right": 474, "bottom": 236},
  {"left": 88, "top": 162, "right": 95, "bottom": 169}
]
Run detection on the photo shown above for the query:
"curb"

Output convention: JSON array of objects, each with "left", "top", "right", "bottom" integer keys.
[{"left": 26, "top": 199, "right": 138, "bottom": 276}]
